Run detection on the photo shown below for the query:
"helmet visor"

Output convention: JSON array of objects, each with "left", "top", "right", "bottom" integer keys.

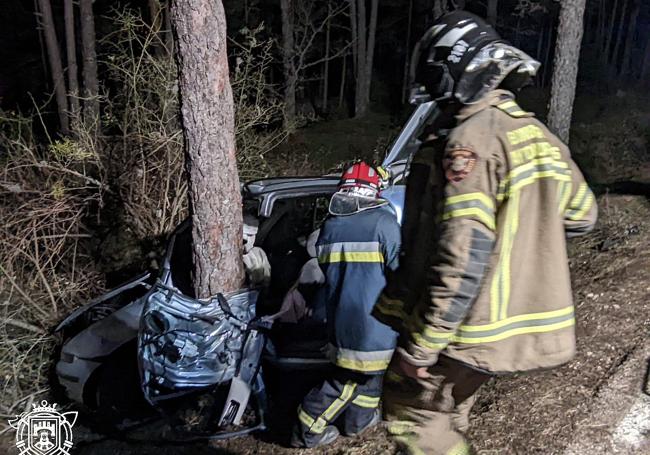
[{"left": 328, "top": 192, "right": 386, "bottom": 216}]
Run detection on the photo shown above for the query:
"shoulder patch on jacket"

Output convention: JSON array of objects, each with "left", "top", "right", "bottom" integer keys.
[{"left": 443, "top": 148, "right": 477, "bottom": 183}]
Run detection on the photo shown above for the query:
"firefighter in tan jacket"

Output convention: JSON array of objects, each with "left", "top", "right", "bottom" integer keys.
[{"left": 373, "top": 12, "right": 597, "bottom": 455}]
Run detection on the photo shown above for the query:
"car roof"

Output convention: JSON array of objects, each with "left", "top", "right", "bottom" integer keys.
[{"left": 244, "top": 176, "right": 340, "bottom": 197}]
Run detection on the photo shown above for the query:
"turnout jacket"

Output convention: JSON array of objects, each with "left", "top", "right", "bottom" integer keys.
[
  {"left": 316, "top": 204, "right": 401, "bottom": 374},
  {"left": 374, "top": 90, "right": 597, "bottom": 373}
]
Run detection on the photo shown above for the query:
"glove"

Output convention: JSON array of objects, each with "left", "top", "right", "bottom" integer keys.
[
  {"left": 242, "top": 247, "right": 271, "bottom": 288},
  {"left": 278, "top": 288, "right": 308, "bottom": 323}
]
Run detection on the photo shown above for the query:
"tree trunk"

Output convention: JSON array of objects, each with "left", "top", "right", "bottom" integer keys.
[
  {"left": 349, "top": 0, "right": 358, "bottom": 78},
  {"left": 547, "top": 0, "right": 587, "bottom": 143},
  {"left": 63, "top": 0, "right": 79, "bottom": 120},
  {"left": 339, "top": 53, "right": 347, "bottom": 108},
  {"left": 280, "top": 0, "right": 296, "bottom": 123},
  {"left": 170, "top": 0, "right": 245, "bottom": 297},
  {"left": 322, "top": 1, "right": 331, "bottom": 112},
  {"left": 36, "top": 0, "right": 70, "bottom": 134},
  {"left": 148, "top": 0, "right": 164, "bottom": 56},
  {"left": 542, "top": 22, "right": 554, "bottom": 87},
  {"left": 354, "top": 0, "right": 368, "bottom": 117},
  {"left": 620, "top": 0, "right": 639, "bottom": 78},
  {"left": 402, "top": 0, "right": 414, "bottom": 103},
  {"left": 363, "top": 0, "right": 378, "bottom": 110},
  {"left": 487, "top": 0, "right": 498, "bottom": 27},
  {"left": 79, "top": 0, "right": 99, "bottom": 130},
  {"left": 603, "top": 0, "right": 618, "bottom": 62},
  {"left": 642, "top": 37, "right": 650, "bottom": 84},
  {"left": 610, "top": 0, "right": 628, "bottom": 73},
  {"left": 164, "top": 3, "right": 174, "bottom": 54}
]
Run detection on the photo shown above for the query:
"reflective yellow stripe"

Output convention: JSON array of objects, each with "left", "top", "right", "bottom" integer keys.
[
  {"left": 558, "top": 181, "right": 573, "bottom": 215},
  {"left": 319, "top": 251, "right": 384, "bottom": 263},
  {"left": 447, "top": 440, "right": 472, "bottom": 455},
  {"left": 412, "top": 332, "right": 449, "bottom": 350},
  {"left": 387, "top": 420, "right": 416, "bottom": 436},
  {"left": 409, "top": 315, "right": 454, "bottom": 351},
  {"left": 393, "top": 436, "right": 427, "bottom": 455},
  {"left": 497, "top": 100, "right": 518, "bottom": 110},
  {"left": 569, "top": 183, "right": 588, "bottom": 208},
  {"left": 452, "top": 318, "right": 574, "bottom": 344},
  {"left": 323, "top": 382, "right": 356, "bottom": 421},
  {"left": 443, "top": 192, "right": 496, "bottom": 231},
  {"left": 445, "top": 192, "right": 495, "bottom": 209},
  {"left": 386, "top": 370, "right": 405, "bottom": 383},
  {"left": 490, "top": 188, "right": 520, "bottom": 322},
  {"left": 298, "top": 406, "right": 319, "bottom": 431},
  {"left": 375, "top": 295, "right": 407, "bottom": 319},
  {"left": 568, "top": 192, "right": 594, "bottom": 220},
  {"left": 509, "top": 157, "right": 569, "bottom": 178},
  {"left": 351, "top": 394, "right": 380, "bottom": 408},
  {"left": 509, "top": 110, "right": 529, "bottom": 117},
  {"left": 460, "top": 305, "right": 574, "bottom": 332},
  {"left": 500, "top": 190, "right": 519, "bottom": 320},
  {"left": 298, "top": 382, "right": 357, "bottom": 434},
  {"left": 442, "top": 208, "right": 496, "bottom": 231},
  {"left": 500, "top": 157, "right": 571, "bottom": 200},
  {"left": 335, "top": 357, "right": 391, "bottom": 371},
  {"left": 497, "top": 100, "right": 530, "bottom": 118},
  {"left": 511, "top": 171, "right": 571, "bottom": 193},
  {"left": 565, "top": 183, "right": 594, "bottom": 221},
  {"left": 453, "top": 306, "right": 575, "bottom": 344}
]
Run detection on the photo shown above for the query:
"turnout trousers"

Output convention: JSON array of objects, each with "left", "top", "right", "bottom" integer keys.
[
  {"left": 296, "top": 367, "right": 383, "bottom": 447},
  {"left": 383, "top": 356, "right": 491, "bottom": 455}
]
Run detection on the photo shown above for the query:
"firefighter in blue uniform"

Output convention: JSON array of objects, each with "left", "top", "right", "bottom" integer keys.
[{"left": 291, "top": 162, "right": 401, "bottom": 448}]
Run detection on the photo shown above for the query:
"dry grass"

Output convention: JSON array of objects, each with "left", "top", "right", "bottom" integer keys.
[
  {"left": 0, "top": 111, "right": 105, "bottom": 425},
  {"left": 0, "top": 10, "right": 297, "bottom": 432}
]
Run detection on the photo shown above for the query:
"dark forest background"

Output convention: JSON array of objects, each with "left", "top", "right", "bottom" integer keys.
[{"left": 3, "top": 0, "right": 650, "bottom": 122}]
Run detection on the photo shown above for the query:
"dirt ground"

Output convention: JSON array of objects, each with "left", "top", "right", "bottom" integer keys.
[{"left": 17, "top": 195, "right": 635, "bottom": 455}]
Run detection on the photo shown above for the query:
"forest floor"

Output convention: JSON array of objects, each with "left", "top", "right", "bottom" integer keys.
[{"left": 53, "top": 194, "right": 649, "bottom": 455}]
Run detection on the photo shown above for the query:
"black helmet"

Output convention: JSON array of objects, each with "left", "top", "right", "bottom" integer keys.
[{"left": 409, "top": 11, "right": 539, "bottom": 104}]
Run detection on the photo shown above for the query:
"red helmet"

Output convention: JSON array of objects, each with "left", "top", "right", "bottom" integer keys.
[{"left": 338, "top": 162, "right": 388, "bottom": 197}]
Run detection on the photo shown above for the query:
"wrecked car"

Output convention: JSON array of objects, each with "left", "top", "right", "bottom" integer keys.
[{"left": 53, "top": 101, "right": 439, "bottom": 437}]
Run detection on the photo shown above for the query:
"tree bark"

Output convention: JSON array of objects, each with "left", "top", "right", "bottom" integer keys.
[
  {"left": 148, "top": 0, "right": 164, "bottom": 56},
  {"left": 352, "top": 0, "right": 377, "bottom": 118},
  {"left": 363, "top": 0, "right": 378, "bottom": 107},
  {"left": 642, "top": 37, "right": 650, "bottom": 84},
  {"left": 354, "top": 0, "right": 368, "bottom": 117},
  {"left": 321, "top": 1, "right": 331, "bottom": 112},
  {"left": 610, "top": 0, "right": 628, "bottom": 72},
  {"left": 603, "top": 0, "right": 618, "bottom": 63},
  {"left": 487, "top": 0, "right": 498, "bottom": 27},
  {"left": 620, "top": 0, "right": 639, "bottom": 78},
  {"left": 339, "top": 53, "right": 347, "bottom": 108},
  {"left": 547, "top": 0, "right": 587, "bottom": 143},
  {"left": 79, "top": 0, "right": 99, "bottom": 130},
  {"left": 170, "top": 0, "right": 245, "bottom": 297},
  {"left": 63, "top": 0, "right": 79, "bottom": 120},
  {"left": 280, "top": 0, "right": 296, "bottom": 123},
  {"left": 36, "top": 0, "right": 70, "bottom": 134},
  {"left": 349, "top": 0, "right": 358, "bottom": 78},
  {"left": 542, "top": 22, "right": 554, "bottom": 87},
  {"left": 402, "top": 0, "right": 414, "bottom": 103}
]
